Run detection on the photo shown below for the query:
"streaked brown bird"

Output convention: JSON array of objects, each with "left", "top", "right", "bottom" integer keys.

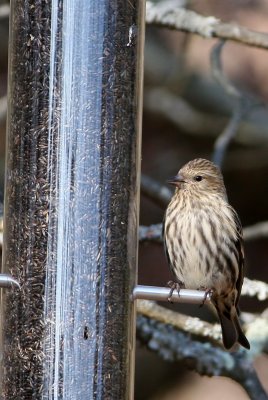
[{"left": 163, "top": 158, "right": 250, "bottom": 350}]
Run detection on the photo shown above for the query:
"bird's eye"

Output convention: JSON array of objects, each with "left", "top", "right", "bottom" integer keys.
[{"left": 194, "top": 175, "right": 203, "bottom": 182}]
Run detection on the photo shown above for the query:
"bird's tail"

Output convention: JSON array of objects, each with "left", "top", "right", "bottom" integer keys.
[
  {"left": 233, "top": 312, "right": 250, "bottom": 349},
  {"left": 214, "top": 302, "right": 250, "bottom": 350},
  {"left": 217, "top": 308, "right": 237, "bottom": 350}
]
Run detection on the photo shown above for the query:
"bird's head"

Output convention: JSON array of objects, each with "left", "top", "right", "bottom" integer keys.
[{"left": 167, "top": 158, "right": 227, "bottom": 198}]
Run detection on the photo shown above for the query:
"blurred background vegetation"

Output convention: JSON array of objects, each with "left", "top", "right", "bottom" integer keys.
[
  {"left": 138, "top": 1, "right": 268, "bottom": 399},
  {"left": 1, "top": 0, "right": 268, "bottom": 399}
]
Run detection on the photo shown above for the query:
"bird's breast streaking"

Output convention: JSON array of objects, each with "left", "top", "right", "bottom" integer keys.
[
  {"left": 163, "top": 158, "right": 250, "bottom": 350},
  {"left": 164, "top": 195, "right": 239, "bottom": 292}
]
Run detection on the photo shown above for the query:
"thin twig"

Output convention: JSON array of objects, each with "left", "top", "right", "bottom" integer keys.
[
  {"left": 210, "top": 41, "right": 260, "bottom": 167},
  {"left": 146, "top": 1, "right": 268, "bottom": 50},
  {"left": 244, "top": 221, "right": 268, "bottom": 241},
  {"left": 211, "top": 41, "right": 240, "bottom": 99},
  {"left": 212, "top": 104, "right": 247, "bottom": 167},
  {"left": 210, "top": 40, "right": 243, "bottom": 167},
  {"left": 139, "top": 221, "right": 268, "bottom": 244},
  {"left": 144, "top": 88, "right": 267, "bottom": 146},
  {"left": 141, "top": 174, "right": 173, "bottom": 207}
]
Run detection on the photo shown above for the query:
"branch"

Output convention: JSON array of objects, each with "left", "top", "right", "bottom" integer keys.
[
  {"left": 244, "top": 221, "right": 268, "bottom": 241},
  {"left": 210, "top": 41, "right": 261, "bottom": 167},
  {"left": 212, "top": 103, "right": 249, "bottom": 167},
  {"left": 141, "top": 174, "right": 173, "bottom": 207},
  {"left": 136, "top": 299, "right": 222, "bottom": 345},
  {"left": 136, "top": 298, "right": 268, "bottom": 350},
  {"left": 139, "top": 223, "right": 162, "bottom": 242},
  {"left": 136, "top": 315, "right": 268, "bottom": 400},
  {"left": 146, "top": 1, "right": 268, "bottom": 49},
  {"left": 144, "top": 88, "right": 268, "bottom": 146},
  {"left": 243, "top": 278, "right": 268, "bottom": 302},
  {"left": 137, "top": 299, "right": 268, "bottom": 397},
  {"left": 245, "top": 313, "right": 268, "bottom": 355},
  {"left": 139, "top": 220, "right": 268, "bottom": 244}
]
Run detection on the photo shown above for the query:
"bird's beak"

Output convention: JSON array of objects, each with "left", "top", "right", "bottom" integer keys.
[{"left": 167, "top": 174, "right": 186, "bottom": 187}]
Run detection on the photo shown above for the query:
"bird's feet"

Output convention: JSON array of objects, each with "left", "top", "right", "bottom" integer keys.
[
  {"left": 198, "top": 286, "right": 213, "bottom": 307},
  {"left": 167, "top": 280, "right": 185, "bottom": 302}
]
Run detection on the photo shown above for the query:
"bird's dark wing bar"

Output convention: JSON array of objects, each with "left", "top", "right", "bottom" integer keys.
[{"left": 132, "top": 285, "right": 211, "bottom": 304}]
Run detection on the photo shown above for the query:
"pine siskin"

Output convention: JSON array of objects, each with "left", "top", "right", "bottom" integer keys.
[{"left": 163, "top": 158, "right": 250, "bottom": 350}]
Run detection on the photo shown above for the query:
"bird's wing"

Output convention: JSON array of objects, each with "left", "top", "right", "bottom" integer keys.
[
  {"left": 230, "top": 207, "right": 245, "bottom": 308},
  {"left": 162, "top": 212, "right": 171, "bottom": 266}
]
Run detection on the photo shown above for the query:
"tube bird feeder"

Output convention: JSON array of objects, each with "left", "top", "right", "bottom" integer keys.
[{"left": 1, "top": 1, "right": 144, "bottom": 398}]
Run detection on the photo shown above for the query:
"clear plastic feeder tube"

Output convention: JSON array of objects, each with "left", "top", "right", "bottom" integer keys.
[{"left": 1, "top": 1, "right": 144, "bottom": 399}]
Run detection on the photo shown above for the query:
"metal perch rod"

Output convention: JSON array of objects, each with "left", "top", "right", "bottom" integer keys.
[
  {"left": 133, "top": 285, "right": 211, "bottom": 304},
  {"left": 0, "top": 274, "right": 20, "bottom": 289}
]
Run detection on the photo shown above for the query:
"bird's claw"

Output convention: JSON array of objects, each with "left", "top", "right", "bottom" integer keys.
[
  {"left": 167, "top": 280, "right": 184, "bottom": 302},
  {"left": 199, "top": 287, "right": 213, "bottom": 307}
]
